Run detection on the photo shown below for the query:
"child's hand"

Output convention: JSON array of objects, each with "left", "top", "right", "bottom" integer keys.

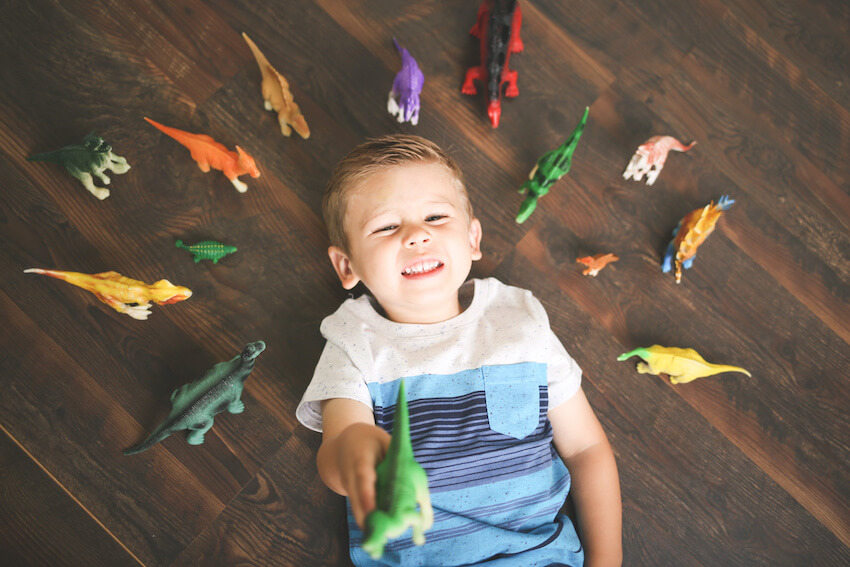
[
  {"left": 317, "top": 398, "right": 391, "bottom": 529},
  {"left": 336, "top": 423, "right": 391, "bottom": 528}
]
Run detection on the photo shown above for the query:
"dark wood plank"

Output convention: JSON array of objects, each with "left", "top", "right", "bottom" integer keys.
[{"left": 0, "top": 431, "right": 140, "bottom": 566}]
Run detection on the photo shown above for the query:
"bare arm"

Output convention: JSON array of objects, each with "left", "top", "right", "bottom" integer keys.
[
  {"left": 549, "top": 388, "right": 622, "bottom": 567},
  {"left": 316, "top": 398, "right": 391, "bottom": 529}
]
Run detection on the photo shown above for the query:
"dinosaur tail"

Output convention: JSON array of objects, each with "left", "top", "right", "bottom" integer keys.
[
  {"left": 392, "top": 37, "right": 403, "bottom": 54},
  {"left": 704, "top": 364, "right": 752, "bottom": 378},
  {"left": 26, "top": 151, "right": 62, "bottom": 164},
  {"left": 144, "top": 117, "right": 199, "bottom": 149},
  {"left": 23, "top": 268, "right": 74, "bottom": 282},
  {"left": 391, "top": 380, "right": 413, "bottom": 459},
  {"left": 123, "top": 422, "right": 176, "bottom": 456},
  {"left": 617, "top": 347, "right": 650, "bottom": 362},
  {"left": 673, "top": 140, "right": 697, "bottom": 153}
]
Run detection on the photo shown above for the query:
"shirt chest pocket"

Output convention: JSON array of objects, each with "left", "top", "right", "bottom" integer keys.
[{"left": 482, "top": 363, "right": 545, "bottom": 440}]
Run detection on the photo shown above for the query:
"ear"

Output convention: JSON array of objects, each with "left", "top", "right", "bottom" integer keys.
[
  {"left": 468, "top": 218, "right": 483, "bottom": 261},
  {"left": 328, "top": 246, "right": 361, "bottom": 290}
]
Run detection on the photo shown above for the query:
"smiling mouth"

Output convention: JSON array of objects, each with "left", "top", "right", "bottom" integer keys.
[{"left": 402, "top": 260, "right": 444, "bottom": 276}]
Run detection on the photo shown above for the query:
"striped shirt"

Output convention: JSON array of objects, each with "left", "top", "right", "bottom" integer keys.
[{"left": 298, "top": 278, "right": 585, "bottom": 566}]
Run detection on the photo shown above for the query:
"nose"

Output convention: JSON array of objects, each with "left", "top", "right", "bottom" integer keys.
[{"left": 403, "top": 225, "right": 431, "bottom": 248}]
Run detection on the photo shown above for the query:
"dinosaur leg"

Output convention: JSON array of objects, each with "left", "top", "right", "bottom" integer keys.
[
  {"left": 195, "top": 159, "right": 211, "bottom": 173},
  {"left": 635, "top": 362, "right": 659, "bottom": 375},
  {"left": 229, "top": 176, "right": 248, "bottom": 193},
  {"left": 504, "top": 70, "right": 519, "bottom": 97},
  {"left": 462, "top": 67, "right": 482, "bottom": 95},
  {"left": 94, "top": 169, "right": 111, "bottom": 185},
  {"left": 682, "top": 256, "right": 695, "bottom": 270},
  {"left": 410, "top": 106, "right": 420, "bottom": 126},
  {"left": 277, "top": 112, "right": 293, "bottom": 137},
  {"left": 645, "top": 165, "right": 661, "bottom": 186},
  {"left": 661, "top": 240, "right": 676, "bottom": 273},
  {"left": 186, "top": 417, "right": 214, "bottom": 445},
  {"left": 227, "top": 398, "right": 245, "bottom": 414},
  {"left": 387, "top": 91, "right": 400, "bottom": 116},
  {"left": 96, "top": 294, "right": 151, "bottom": 320},
  {"left": 73, "top": 171, "right": 110, "bottom": 200}
]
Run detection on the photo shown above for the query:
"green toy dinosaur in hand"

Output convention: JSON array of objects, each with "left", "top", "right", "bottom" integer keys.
[
  {"left": 362, "top": 380, "right": 433, "bottom": 559},
  {"left": 27, "top": 133, "right": 130, "bottom": 200},
  {"left": 175, "top": 239, "right": 238, "bottom": 263},
  {"left": 124, "top": 341, "right": 265, "bottom": 455},
  {"left": 516, "top": 107, "right": 589, "bottom": 223}
]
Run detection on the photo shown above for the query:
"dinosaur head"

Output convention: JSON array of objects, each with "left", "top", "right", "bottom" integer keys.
[
  {"left": 149, "top": 280, "right": 193, "bottom": 305},
  {"left": 83, "top": 133, "right": 110, "bottom": 153},
  {"left": 487, "top": 100, "right": 501, "bottom": 128},
  {"left": 241, "top": 341, "right": 266, "bottom": 362},
  {"left": 235, "top": 146, "right": 261, "bottom": 178}
]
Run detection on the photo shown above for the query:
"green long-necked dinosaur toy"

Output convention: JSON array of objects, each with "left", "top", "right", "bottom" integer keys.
[{"left": 362, "top": 380, "right": 433, "bottom": 559}]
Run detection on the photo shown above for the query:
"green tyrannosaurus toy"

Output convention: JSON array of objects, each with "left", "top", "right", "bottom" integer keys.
[
  {"left": 516, "top": 106, "right": 589, "bottom": 223},
  {"left": 175, "top": 239, "right": 238, "bottom": 263},
  {"left": 27, "top": 133, "right": 131, "bottom": 200},
  {"left": 362, "top": 380, "right": 433, "bottom": 559},
  {"left": 124, "top": 341, "right": 265, "bottom": 455}
]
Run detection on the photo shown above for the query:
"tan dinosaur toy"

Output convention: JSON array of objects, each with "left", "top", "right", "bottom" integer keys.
[
  {"left": 242, "top": 32, "right": 310, "bottom": 139},
  {"left": 24, "top": 268, "right": 192, "bottom": 320}
]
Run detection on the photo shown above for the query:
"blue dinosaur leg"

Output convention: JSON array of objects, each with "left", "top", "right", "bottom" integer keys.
[
  {"left": 683, "top": 256, "right": 695, "bottom": 270},
  {"left": 662, "top": 241, "right": 676, "bottom": 273}
]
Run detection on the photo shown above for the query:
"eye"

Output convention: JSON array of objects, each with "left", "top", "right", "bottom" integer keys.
[
  {"left": 372, "top": 224, "right": 398, "bottom": 234},
  {"left": 426, "top": 214, "right": 447, "bottom": 222}
]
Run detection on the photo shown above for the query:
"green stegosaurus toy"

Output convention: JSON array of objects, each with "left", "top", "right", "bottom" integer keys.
[{"left": 175, "top": 239, "right": 238, "bottom": 263}]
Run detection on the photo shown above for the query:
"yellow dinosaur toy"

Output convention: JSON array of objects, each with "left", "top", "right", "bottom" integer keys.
[
  {"left": 618, "top": 345, "right": 751, "bottom": 384},
  {"left": 24, "top": 268, "right": 192, "bottom": 320}
]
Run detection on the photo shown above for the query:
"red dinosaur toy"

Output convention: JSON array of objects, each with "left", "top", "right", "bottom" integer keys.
[
  {"left": 144, "top": 117, "right": 260, "bottom": 193},
  {"left": 462, "top": 0, "right": 524, "bottom": 128}
]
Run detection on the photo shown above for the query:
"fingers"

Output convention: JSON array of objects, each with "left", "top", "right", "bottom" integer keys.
[{"left": 348, "top": 459, "right": 377, "bottom": 529}]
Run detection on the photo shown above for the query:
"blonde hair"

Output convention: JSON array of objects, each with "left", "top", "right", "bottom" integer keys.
[{"left": 322, "top": 134, "right": 473, "bottom": 253}]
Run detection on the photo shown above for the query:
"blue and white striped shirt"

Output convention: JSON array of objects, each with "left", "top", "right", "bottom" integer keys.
[{"left": 298, "top": 278, "right": 585, "bottom": 566}]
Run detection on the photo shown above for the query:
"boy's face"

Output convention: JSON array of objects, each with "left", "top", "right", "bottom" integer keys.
[{"left": 328, "top": 162, "right": 482, "bottom": 324}]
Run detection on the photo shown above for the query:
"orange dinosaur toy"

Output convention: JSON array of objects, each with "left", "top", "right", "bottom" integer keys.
[
  {"left": 662, "top": 195, "right": 736, "bottom": 283},
  {"left": 576, "top": 253, "right": 619, "bottom": 276},
  {"left": 144, "top": 117, "right": 260, "bottom": 193},
  {"left": 242, "top": 33, "right": 310, "bottom": 139},
  {"left": 24, "top": 268, "right": 192, "bottom": 320}
]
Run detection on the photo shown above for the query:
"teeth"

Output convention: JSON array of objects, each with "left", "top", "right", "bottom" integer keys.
[{"left": 403, "top": 261, "right": 441, "bottom": 275}]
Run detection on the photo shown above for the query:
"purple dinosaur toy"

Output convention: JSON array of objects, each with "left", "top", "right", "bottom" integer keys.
[{"left": 387, "top": 38, "right": 424, "bottom": 125}]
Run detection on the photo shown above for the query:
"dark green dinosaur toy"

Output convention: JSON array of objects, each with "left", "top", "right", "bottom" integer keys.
[
  {"left": 362, "top": 380, "right": 433, "bottom": 559},
  {"left": 124, "top": 341, "right": 266, "bottom": 455},
  {"left": 516, "top": 106, "right": 589, "bottom": 223},
  {"left": 175, "top": 239, "right": 238, "bottom": 263},
  {"left": 27, "top": 133, "right": 130, "bottom": 200}
]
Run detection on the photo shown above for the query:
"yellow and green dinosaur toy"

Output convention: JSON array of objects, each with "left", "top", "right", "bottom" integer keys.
[{"left": 618, "top": 345, "right": 751, "bottom": 384}]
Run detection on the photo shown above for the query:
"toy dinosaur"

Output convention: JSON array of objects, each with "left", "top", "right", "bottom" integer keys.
[
  {"left": 387, "top": 38, "right": 424, "bottom": 125},
  {"left": 362, "top": 380, "right": 433, "bottom": 559},
  {"left": 576, "top": 253, "right": 619, "bottom": 276},
  {"left": 144, "top": 117, "right": 260, "bottom": 193},
  {"left": 618, "top": 345, "right": 751, "bottom": 384},
  {"left": 175, "top": 239, "right": 237, "bottom": 263},
  {"left": 242, "top": 32, "right": 310, "bottom": 139},
  {"left": 462, "top": 0, "right": 523, "bottom": 128},
  {"left": 124, "top": 341, "right": 266, "bottom": 455},
  {"left": 516, "top": 107, "right": 589, "bottom": 223},
  {"left": 23, "top": 268, "right": 191, "bottom": 320},
  {"left": 623, "top": 135, "right": 696, "bottom": 186},
  {"left": 662, "top": 195, "right": 735, "bottom": 283},
  {"left": 27, "top": 133, "right": 130, "bottom": 200}
]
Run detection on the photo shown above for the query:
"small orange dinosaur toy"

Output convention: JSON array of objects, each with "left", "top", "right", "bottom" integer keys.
[
  {"left": 242, "top": 33, "right": 310, "bottom": 139},
  {"left": 24, "top": 268, "right": 192, "bottom": 320},
  {"left": 144, "top": 117, "right": 260, "bottom": 193},
  {"left": 576, "top": 253, "right": 619, "bottom": 276}
]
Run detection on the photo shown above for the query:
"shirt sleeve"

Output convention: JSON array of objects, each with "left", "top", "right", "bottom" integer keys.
[
  {"left": 524, "top": 291, "right": 583, "bottom": 410},
  {"left": 295, "top": 339, "right": 373, "bottom": 432}
]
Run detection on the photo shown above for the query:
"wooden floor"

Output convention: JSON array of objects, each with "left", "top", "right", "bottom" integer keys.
[{"left": 1, "top": 0, "right": 848, "bottom": 565}]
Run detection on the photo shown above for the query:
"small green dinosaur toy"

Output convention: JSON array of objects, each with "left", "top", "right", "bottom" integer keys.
[
  {"left": 516, "top": 107, "right": 589, "bottom": 223},
  {"left": 362, "top": 380, "right": 433, "bottom": 559},
  {"left": 175, "top": 239, "right": 238, "bottom": 263},
  {"left": 124, "top": 341, "right": 266, "bottom": 455},
  {"left": 27, "top": 133, "right": 130, "bottom": 200}
]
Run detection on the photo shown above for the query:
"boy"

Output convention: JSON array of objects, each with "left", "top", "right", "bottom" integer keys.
[{"left": 297, "top": 135, "right": 622, "bottom": 566}]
